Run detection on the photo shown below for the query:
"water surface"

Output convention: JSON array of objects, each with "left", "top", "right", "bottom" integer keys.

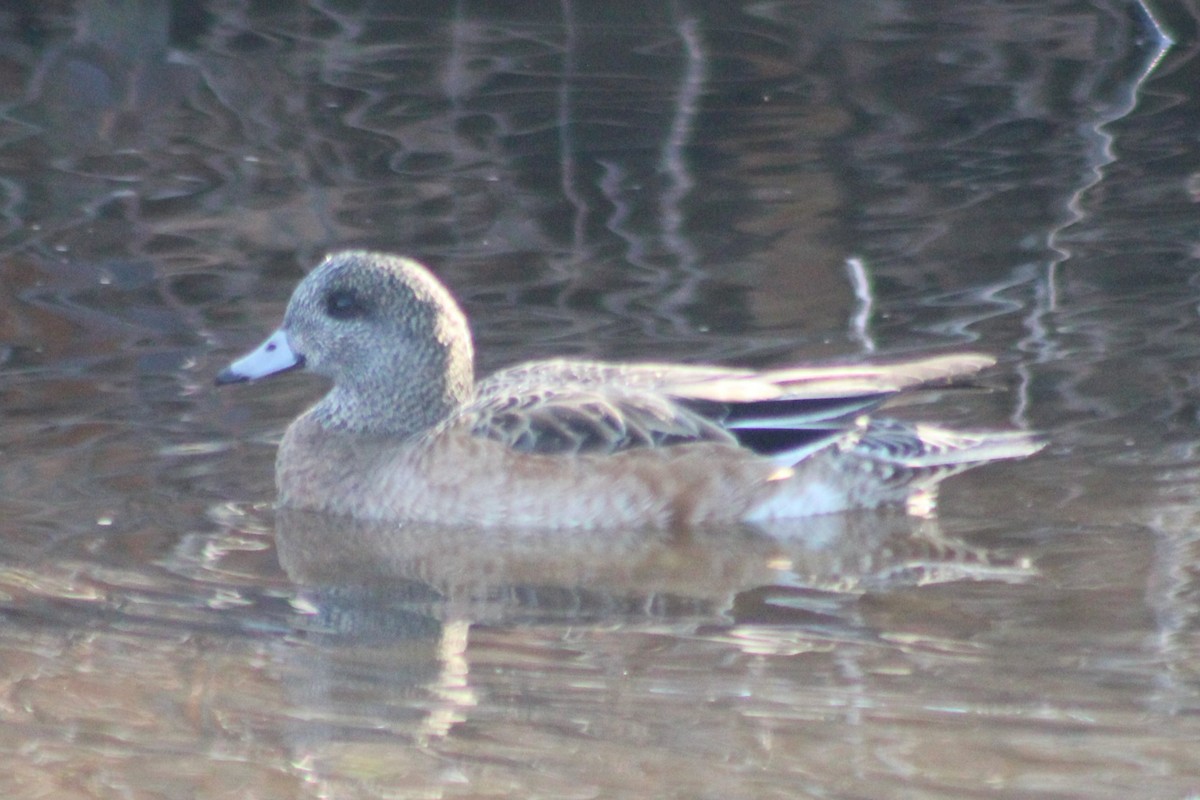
[{"left": 1, "top": 1, "right": 1199, "bottom": 797}]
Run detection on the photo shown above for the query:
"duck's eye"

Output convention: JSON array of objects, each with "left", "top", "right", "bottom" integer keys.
[{"left": 325, "top": 288, "right": 368, "bottom": 320}]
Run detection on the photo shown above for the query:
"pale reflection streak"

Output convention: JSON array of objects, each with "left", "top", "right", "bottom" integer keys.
[
  {"left": 557, "top": 0, "right": 588, "bottom": 255},
  {"left": 657, "top": 8, "right": 707, "bottom": 326},
  {"left": 1143, "top": 506, "right": 1200, "bottom": 716},
  {"left": 596, "top": 9, "right": 709, "bottom": 334},
  {"left": 845, "top": 256, "right": 877, "bottom": 353},
  {"left": 419, "top": 619, "right": 478, "bottom": 744}
]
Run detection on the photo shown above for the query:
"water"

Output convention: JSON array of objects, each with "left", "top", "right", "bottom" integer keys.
[{"left": 2, "top": 0, "right": 1199, "bottom": 796}]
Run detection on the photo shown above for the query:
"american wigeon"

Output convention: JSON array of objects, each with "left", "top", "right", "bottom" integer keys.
[{"left": 216, "top": 251, "right": 1043, "bottom": 529}]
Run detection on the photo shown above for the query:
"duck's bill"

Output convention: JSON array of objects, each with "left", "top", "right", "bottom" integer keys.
[{"left": 215, "top": 329, "right": 305, "bottom": 385}]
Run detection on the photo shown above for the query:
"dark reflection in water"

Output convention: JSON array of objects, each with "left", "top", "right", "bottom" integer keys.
[{"left": 2, "top": 0, "right": 1200, "bottom": 797}]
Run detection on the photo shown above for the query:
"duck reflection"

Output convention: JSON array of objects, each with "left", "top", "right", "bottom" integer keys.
[
  {"left": 275, "top": 508, "right": 1032, "bottom": 618},
  {"left": 270, "top": 507, "right": 1032, "bottom": 743}
]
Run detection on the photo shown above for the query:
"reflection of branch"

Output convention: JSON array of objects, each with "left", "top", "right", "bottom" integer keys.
[
  {"left": 1023, "top": 1, "right": 1174, "bottom": 426},
  {"left": 1144, "top": 507, "right": 1200, "bottom": 716},
  {"left": 658, "top": 11, "right": 706, "bottom": 285},
  {"left": 558, "top": 0, "right": 588, "bottom": 254},
  {"left": 1044, "top": 0, "right": 1173, "bottom": 294},
  {"left": 845, "top": 257, "right": 876, "bottom": 354}
]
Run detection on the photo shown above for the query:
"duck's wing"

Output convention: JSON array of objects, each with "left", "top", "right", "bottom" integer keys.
[
  {"left": 464, "top": 384, "right": 737, "bottom": 455},
  {"left": 463, "top": 354, "right": 994, "bottom": 461}
]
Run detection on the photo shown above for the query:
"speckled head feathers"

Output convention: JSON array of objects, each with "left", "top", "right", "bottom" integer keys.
[{"left": 282, "top": 250, "right": 475, "bottom": 434}]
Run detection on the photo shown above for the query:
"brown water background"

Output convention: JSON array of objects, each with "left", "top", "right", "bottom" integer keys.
[{"left": 1, "top": 1, "right": 1199, "bottom": 797}]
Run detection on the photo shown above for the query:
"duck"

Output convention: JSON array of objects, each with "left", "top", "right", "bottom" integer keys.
[{"left": 216, "top": 250, "right": 1044, "bottom": 529}]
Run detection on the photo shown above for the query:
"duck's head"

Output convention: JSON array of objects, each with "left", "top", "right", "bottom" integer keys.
[{"left": 217, "top": 251, "right": 475, "bottom": 435}]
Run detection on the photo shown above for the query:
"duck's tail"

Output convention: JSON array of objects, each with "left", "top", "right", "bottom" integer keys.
[{"left": 856, "top": 420, "right": 1047, "bottom": 470}]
